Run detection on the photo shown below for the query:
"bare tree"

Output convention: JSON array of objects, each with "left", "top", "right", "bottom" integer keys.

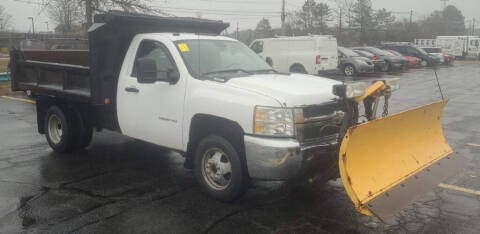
[
  {"left": 45, "top": 0, "right": 166, "bottom": 31},
  {"left": 85, "top": 0, "right": 168, "bottom": 27},
  {"left": 47, "top": 0, "right": 84, "bottom": 34},
  {"left": 0, "top": 5, "right": 13, "bottom": 31}
]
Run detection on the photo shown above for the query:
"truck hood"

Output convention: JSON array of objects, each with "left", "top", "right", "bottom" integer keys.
[{"left": 225, "top": 73, "right": 341, "bottom": 107}]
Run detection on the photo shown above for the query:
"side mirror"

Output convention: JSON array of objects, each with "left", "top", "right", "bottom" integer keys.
[
  {"left": 137, "top": 58, "right": 157, "bottom": 84},
  {"left": 166, "top": 69, "right": 180, "bottom": 84},
  {"left": 137, "top": 58, "right": 180, "bottom": 84}
]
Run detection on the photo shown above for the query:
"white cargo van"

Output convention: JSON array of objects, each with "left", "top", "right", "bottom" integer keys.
[
  {"left": 249, "top": 35, "right": 338, "bottom": 75},
  {"left": 436, "top": 36, "right": 480, "bottom": 58}
]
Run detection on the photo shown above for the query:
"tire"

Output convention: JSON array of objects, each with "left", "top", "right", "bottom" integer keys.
[
  {"left": 290, "top": 64, "right": 307, "bottom": 74},
  {"left": 343, "top": 64, "right": 356, "bottom": 76},
  {"left": 194, "top": 135, "right": 248, "bottom": 201},
  {"left": 265, "top": 57, "right": 273, "bottom": 66},
  {"left": 44, "top": 106, "right": 78, "bottom": 153},
  {"left": 383, "top": 61, "right": 390, "bottom": 72}
]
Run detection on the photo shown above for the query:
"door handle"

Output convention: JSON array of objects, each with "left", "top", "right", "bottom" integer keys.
[{"left": 125, "top": 87, "right": 139, "bottom": 93}]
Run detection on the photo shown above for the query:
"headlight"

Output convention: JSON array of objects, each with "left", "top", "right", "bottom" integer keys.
[
  {"left": 254, "top": 106, "right": 295, "bottom": 137},
  {"left": 383, "top": 78, "right": 400, "bottom": 91},
  {"left": 333, "top": 82, "right": 367, "bottom": 99}
]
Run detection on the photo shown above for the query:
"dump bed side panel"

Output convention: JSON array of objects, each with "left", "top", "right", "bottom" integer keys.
[{"left": 10, "top": 49, "right": 91, "bottom": 102}]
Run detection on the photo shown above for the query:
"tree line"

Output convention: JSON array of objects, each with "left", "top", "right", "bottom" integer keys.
[
  {"left": 239, "top": 0, "right": 470, "bottom": 46},
  {"left": 0, "top": 0, "right": 474, "bottom": 44}
]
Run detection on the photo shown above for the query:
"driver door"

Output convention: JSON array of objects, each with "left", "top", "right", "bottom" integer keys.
[{"left": 117, "top": 38, "right": 186, "bottom": 150}]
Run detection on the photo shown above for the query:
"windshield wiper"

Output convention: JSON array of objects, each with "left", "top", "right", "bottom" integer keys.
[{"left": 203, "top": 69, "right": 252, "bottom": 76}]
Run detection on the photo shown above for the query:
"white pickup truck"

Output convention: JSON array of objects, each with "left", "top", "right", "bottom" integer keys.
[
  {"left": 11, "top": 12, "right": 357, "bottom": 201},
  {"left": 11, "top": 12, "right": 460, "bottom": 221}
]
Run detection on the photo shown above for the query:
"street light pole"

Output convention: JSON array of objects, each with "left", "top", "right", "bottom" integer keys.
[{"left": 28, "top": 17, "right": 35, "bottom": 37}]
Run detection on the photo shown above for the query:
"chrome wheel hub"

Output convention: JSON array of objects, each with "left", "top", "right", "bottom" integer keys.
[
  {"left": 345, "top": 66, "right": 354, "bottom": 76},
  {"left": 48, "top": 114, "right": 63, "bottom": 144},
  {"left": 201, "top": 148, "right": 232, "bottom": 190}
]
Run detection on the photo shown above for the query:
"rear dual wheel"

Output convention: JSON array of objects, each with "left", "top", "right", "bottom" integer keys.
[{"left": 44, "top": 106, "right": 93, "bottom": 153}]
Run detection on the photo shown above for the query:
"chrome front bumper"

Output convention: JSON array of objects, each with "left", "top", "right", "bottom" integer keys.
[{"left": 244, "top": 135, "right": 338, "bottom": 180}]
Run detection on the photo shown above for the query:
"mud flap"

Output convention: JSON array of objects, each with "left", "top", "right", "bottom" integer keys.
[{"left": 339, "top": 101, "right": 466, "bottom": 221}]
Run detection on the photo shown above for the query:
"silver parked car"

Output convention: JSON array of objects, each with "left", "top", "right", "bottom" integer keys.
[{"left": 338, "top": 47, "right": 374, "bottom": 77}]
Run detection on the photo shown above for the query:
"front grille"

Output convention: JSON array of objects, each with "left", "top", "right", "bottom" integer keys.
[
  {"left": 303, "top": 102, "right": 340, "bottom": 119},
  {"left": 296, "top": 103, "right": 343, "bottom": 148},
  {"left": 303, "top": 123, "right": 340, "bottom": 140}
]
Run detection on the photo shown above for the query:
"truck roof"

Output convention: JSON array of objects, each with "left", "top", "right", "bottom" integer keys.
[{"left": 139, "top": 33, "right": 236, "bottom": 42}]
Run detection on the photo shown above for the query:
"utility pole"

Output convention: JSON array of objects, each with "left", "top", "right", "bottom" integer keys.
[
  {"left": 86, "top": 0, "right": 93, "bottom": 28},
  {"left": 28, "top": 17, "right": 34, "bottom": 38},
  {"left": 409, "top": 10, "right": 413, "bottom": 26},
  {"left": 236, "top": 22, "right": 239, "bottom": 39},
  {"left": 0, "top": 18, "right": 3, "bottom": 31},
  {"left": 281, "top": 0, "right": 286, "bottom": 36},
  {"left": 338, "top": 9, "right": 342, "bottom": 43},
  {"left": 45, "top": 22, "right": 49, "bottom": 32},
  {"left": 473, "top": 18, "right": 476, "bottom": 35}
]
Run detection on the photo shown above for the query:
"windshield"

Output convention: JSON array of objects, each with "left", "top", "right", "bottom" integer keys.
[
  {"left": 368, "top": 47, "right": 388, "bottom": 56},
  {"left": 382, "top": 50, "right": 396, "bottom": 56},
  {"left": 388, "top": 50, "right": 402, "bottom": 56},
  {"left": 417, "top": 47, "right": 429, "bottom": 55},
  {"left": 339, "top": 47, "right": 360, "bottom": 57},
  {"left": 422, "top": 47, "right": 442, "bottom": 53},
  {"left": 175, "top": 39, "right": 272, "bottom": 79},
  {"left": 354, "top": 50, "right": 375, "bottom": 57}
]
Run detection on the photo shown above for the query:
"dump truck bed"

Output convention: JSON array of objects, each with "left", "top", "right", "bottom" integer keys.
[
  {"left": 10, "top": 50, "right": 91, "bottom": 102},
  {"left": 10, "top": 11, "right": 229, "bottom": 105}
]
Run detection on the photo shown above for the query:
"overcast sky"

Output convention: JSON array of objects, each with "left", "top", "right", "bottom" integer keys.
[{"left": 2, "top": 0, "right": 479, "bottom": 32}]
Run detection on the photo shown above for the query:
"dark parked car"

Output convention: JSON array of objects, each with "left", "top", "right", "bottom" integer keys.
[
  {"left": 352, "top": 49, "right": 386, "bottom": 72},
  {"left": 337, "top": 47, "right": 374, "bottom": 77},
  {"left": 380, "top": 44, "right": 440, "bottom": 66},
  {"left": 352, "top": 47, "right": 406, "bottom": 71}
]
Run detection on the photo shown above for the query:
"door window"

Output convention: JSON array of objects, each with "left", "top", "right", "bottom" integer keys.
[
  {"left": 406, "top": 47, "right": 419, "bottom": 56},
  {"left": 250, "top": 41, "right": 264, "bottom": 53},
  {"left": 132, "top": 40, "right": 176, "bottom": 78}
]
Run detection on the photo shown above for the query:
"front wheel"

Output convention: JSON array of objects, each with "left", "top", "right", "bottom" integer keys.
[
  {"left": 194, "top": 135, "right": 249, "bottom": 201},
  {"left": 383, "top": 62, "right": 390, "bottom": 72},
  {"left": 343, "top": 64, "right": 356, "bottom": 76},
  {"left": 290, "top": 64, "right": 307, "bottom": 74}
]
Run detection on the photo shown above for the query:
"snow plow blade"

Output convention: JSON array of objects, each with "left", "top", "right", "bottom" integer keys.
[{"left": 339, "top": 101, "right": 464, "bottom": 221}]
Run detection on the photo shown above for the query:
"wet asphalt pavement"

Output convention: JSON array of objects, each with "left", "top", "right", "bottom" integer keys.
[{"left": 0, "top": 63, "right": 479, "bottom": 233}]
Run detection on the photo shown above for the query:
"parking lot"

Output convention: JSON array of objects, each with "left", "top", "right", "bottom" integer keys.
[{"left": 0, "top": 62, "right": 479, "bottom": 233}]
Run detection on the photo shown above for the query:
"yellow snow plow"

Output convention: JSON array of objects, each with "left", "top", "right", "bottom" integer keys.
[{"left": 335, "top": 80, "right": 465, "bottom": 221}]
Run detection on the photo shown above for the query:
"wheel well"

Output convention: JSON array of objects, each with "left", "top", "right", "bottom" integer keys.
[
  {"left": 185, "top": 114, "right": 245, "bottom": 169},
  {"left": 266, "top": 57, "right": 273, "bottom": 66},
  {"left": 289, "top": 63, "right": 305, "bottom": 72},
  {"left": 36, "top": 98, "right": 87, "bottom": 135}
]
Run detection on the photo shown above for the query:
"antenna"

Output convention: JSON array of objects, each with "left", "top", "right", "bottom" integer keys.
[{"left": 433, "top": 68, "right": 445, "bottom": 101}]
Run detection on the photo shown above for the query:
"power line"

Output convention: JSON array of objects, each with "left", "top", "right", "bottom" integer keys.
[{"left": 151, "top": 5, "right": 280, "bottom": 14}]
